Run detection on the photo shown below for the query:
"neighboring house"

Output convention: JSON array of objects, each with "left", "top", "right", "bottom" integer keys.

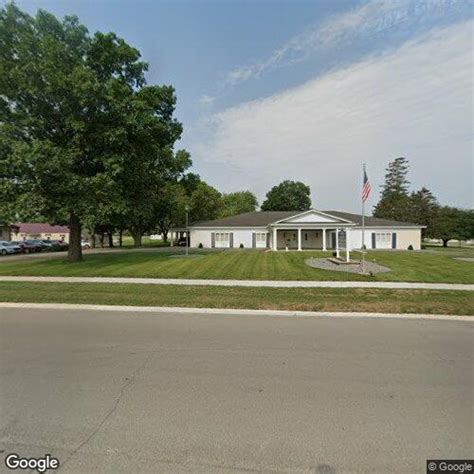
[
  {"left": 11, "top": 223, "right": 70, "bottom": 243},
  {"left": 171, "top": 209, "right": 423, "bottom": 253}
]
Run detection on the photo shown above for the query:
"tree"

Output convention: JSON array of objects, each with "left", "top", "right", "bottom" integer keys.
[
  {"left": 0, "top": 4, "right": 187, "bottom": 259},
  {"left": 261, "top": 180, "right": 311, "bottom": 211},
  {"left": 407, "top": 187, "right": 439, "bottom": 237},
  {"left": 430, "top": 207, "right": 473, "bottom": 247},
  {"left": 221, "top": 191, "right": 258, "bottom": 218},
  {"left": 0, "top": 6, "right": 126, "bottom": 259},
  {"left": 155, "top": 182, "right": 188, "bottom": 242},
  {"left": 373, "top": 157, "right": 410, "bottom": 221},
  {"left": 188, "top": 182, "right": 223, "bottom": 223}
]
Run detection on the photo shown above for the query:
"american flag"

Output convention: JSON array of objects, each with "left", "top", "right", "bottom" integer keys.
[{"left": 362, "top": 168, "right": 371, "bottom": 202}]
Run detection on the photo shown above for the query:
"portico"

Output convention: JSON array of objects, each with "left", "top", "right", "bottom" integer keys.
[
  {"left": 269, "top": 210, "right": 355, "bottom": 261},
  {"left": 271, "top": 227, "right": 352, "bottom": 258}
]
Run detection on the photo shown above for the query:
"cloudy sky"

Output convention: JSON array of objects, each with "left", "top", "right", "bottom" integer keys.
[{"left": 9, "top": 0, "right": 474, "bottom": 212}]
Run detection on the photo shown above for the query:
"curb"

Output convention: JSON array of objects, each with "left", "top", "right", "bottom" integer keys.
[
  {"left": 0, "top": 302, "right": 471, "bottom": 322},
  {"left": 0, "top": 276, "right": 472, "bottom": 291}
]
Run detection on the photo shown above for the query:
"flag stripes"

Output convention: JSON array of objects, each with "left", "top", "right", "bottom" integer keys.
[{"left": 362, "top": 168, "right": 371, "bottom": 202}]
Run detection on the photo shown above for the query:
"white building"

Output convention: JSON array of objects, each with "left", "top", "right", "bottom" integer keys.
[{"left": 171, "top": 210, "right": 423, "bottom": 257}]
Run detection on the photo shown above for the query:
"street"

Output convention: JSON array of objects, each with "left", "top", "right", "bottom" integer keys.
[{"left": 0, "top": 307, "right": 472, "bottom": 473}]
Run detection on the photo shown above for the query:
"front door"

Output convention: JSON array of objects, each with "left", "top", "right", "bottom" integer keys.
[{"left": 280, "top": 230, "right": 297, "bottom": 249}]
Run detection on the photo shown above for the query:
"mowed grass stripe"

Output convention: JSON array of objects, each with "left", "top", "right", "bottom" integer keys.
[
  {"left": 0, "top": 282, "right": 471, "bottom": 315},
  {"left": 0, "top": 247, "right": 473, "bottom": 283}
]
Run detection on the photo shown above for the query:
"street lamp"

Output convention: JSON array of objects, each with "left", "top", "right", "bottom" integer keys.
[{"left": 185, "top": 205, "right": 190, "bottom": 256}]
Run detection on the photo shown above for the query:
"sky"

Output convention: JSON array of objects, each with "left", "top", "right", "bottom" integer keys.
[{"left": 5, "top": 0, "right": 474, "bottom": 212}]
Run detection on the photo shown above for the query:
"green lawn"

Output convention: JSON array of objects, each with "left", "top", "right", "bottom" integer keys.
[
  {"left": 0, "top": 247, "right": 473, "bottom": 283},
  {"left": 0, "top": 282, "right": 471, "bottom": 315}
]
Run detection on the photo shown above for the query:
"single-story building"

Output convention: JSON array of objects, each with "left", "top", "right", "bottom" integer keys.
[
  {"left": 171, "top": 209, "right": 423, "bottom": 257},
  {"left": 11, "top": 223, "right": 70, "bottom": 243}
]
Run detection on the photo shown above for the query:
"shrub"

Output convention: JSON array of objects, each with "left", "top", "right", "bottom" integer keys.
[
  {"left": 239, "top": 243, "right": 244, "bottom": 248},
  {"left": 408, "top": 245, "right": 414, "bottom": 250},
  {"left": 198, "top": 243, "right": 203, "bottom": 248}
]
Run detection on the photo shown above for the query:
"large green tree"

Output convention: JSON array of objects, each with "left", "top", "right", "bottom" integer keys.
[
  {"left": 429, "top": 207, "right": 470, "bottom": 247},
  {"left": 261, "top": 180, "right": 311, "bottom": 211},
  {"left": 221, "top": 191, "right": 258, "bottom": 218},
  {"left": 188, "top": 182, "right": 223, "bottom": 223},
  {"left": 373, "top": 157, "right": 410, "bottom": 221},
  {"left": 0, "top": 4, "right": 186, "bottom": 259},
  {"left": 407, "top": 187, "right": 439, "bottom": 237}
]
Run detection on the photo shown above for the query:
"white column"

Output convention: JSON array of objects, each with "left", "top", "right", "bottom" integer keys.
[
  {"left": 322, "top": 228, "right": 326, "bottom": 251},
  {"left": 170, "top": 231, "right": 174, "bottom": 247},
  {"left": 297, "top": 228, "right": 302, "bottom": 251},
  {"left": 345, "top": 228, "right": 350, "bottom": 262},
  {"left": 335, "top": 228, "right": 340, "bottom": 258},
  {"left": 273, "top": 227, "right": 277, "bottom": 251}
]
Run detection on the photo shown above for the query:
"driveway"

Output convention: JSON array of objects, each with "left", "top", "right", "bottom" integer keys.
[{"left": 0, "top": 308, "right": 472, "bottom": 473}]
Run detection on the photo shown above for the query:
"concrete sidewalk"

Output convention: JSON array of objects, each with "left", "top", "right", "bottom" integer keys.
[{"left": 0, "top": 275, "right": 473, "bottom": 290}]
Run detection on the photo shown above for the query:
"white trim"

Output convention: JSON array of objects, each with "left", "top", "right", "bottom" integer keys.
[
  {"left": 352, "top": 225, "right": 425, "bottom": 229},
  {"left": 269, "top": 222, "right": 356, "bottom": 228},
  {"left": 272, "top": 209, "right": 354, "bottom": 225},
  {"left": 185, "top": 226, "right": 269, "bottom": 230}
]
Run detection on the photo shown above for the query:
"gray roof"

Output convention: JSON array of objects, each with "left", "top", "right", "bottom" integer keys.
[
  {"left": 191, "top": 211, "right": 298, "bottom": 227},
  {"left": 324, "top": 211, "right": 421, "bottom": 227},
  {"left": 190, "top": 210, "right": 421, "bottom": 228}
]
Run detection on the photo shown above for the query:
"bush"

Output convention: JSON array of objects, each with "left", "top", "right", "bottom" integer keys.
[
  {"left": 239, "top": 243, "right": 244, "bottom": 248},
  {"left": 198, "top": 243, "right": 203, "bottom": 248},
  {"left": 408, "top": 245, "right": 414, "bottom": 250}
]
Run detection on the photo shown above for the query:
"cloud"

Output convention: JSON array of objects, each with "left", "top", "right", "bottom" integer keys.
[
  {"left": 224, "top": 0, "right": 465, "bottom": 86},
  {"left": 197, "top": 94, "right": 216, "bottom": 106},
  {"left": 191, "top": 21, "right": 473, "bottom": 211}
]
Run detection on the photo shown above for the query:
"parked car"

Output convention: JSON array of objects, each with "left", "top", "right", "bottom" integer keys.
[
  {"left": 81, "top": 240, "right": 91, "bottom": 249},
  {"left": 37, "top": 239, "right": 55, "bottom": 250},
  {"left": 0, "top": 241, "right": 22, "bottom": 255},
  {"left": 48, "top": 240, "right": 68, "bottom": 251},
  {"left": 24, "top": 239, "right": 47, "bottom": 251},
  {"left": 176, "top": 237, "right": 189, "bottom": 247},
  {"left": 17, "top": 241, "right": 41, "bottom": 253}
]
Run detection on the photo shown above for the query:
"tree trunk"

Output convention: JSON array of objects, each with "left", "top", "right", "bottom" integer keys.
[
  {"left": 108, "top": 232, "right": 114, "bottom": 247},
  {"left": 67, "top": 213, "right": 82, "bottom": 262},
  {"left": 91, "top": 233, "right": 96, "bottom": 248},
  {"left": 100, "top": 233, "right": 104, "bottom": 248},
  {"left": 119, "top": 229, "right": 123, "bottom": 247},
  {"left": 442, "top": 239, "right": 449, "bottom": 247},
  {"left": 162, "top": 229, "right": 168, "bottom": 243},
  {"left": 131, "top": 228, "right": 142, "bottom": 247}
]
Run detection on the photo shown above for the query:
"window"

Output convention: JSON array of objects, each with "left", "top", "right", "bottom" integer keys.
[
  {"left": 375, "top": 232, "right": 392, "bottom": 249},
  {"left": 304, "top": 233, "right": 308, "bottom": 241},
  {"left": 215, "top": 233, "right": 230, "bottom": 248},
  {"left": 255, "top": 232, "right": 267, "bottom": 248}
]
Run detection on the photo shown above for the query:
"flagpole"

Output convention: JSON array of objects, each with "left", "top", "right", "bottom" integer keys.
[{"left": 361, "top": 163, "right": 366, "bottom": 274}]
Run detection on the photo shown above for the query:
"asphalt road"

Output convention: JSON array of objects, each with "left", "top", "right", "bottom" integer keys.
[{"left": 0, "top": 308, "right": 472, "bottom": 473}]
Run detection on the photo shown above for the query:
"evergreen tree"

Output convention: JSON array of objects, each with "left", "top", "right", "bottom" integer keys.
[{"left": 373, "top": 157, "right": 410, "bottom": 221}]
